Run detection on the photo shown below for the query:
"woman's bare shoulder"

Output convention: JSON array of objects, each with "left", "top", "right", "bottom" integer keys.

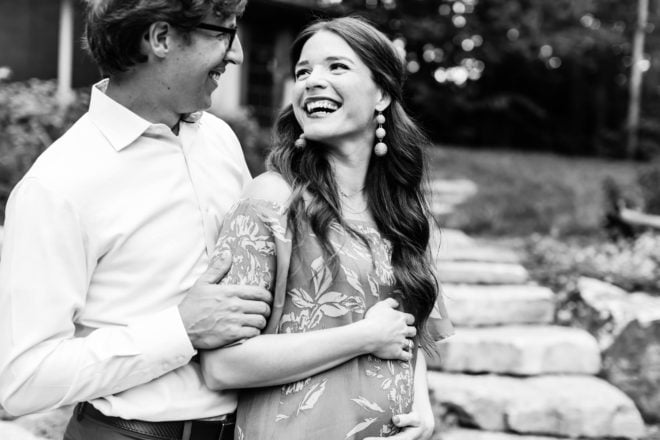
[{"left": 241, "top": 171, "right": 293, "bottom": 205}]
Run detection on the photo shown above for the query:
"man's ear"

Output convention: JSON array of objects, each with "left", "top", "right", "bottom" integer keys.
[
  {"left": 376, "top": 89, "right": 392, "bottom": 112},
  {"left": 142, "top": 21, "right": 171, "bottom": 59}
]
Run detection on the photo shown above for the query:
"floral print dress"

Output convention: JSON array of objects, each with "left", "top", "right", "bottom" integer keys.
[{"left": 214, "top": 198, "right": 454, "bottom": 440}]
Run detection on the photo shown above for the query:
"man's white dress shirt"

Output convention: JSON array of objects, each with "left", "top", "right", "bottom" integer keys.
[{"left": 0, "top": 80, "right": 251, "bottom": 421}]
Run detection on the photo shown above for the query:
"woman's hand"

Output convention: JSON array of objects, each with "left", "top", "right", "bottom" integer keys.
[{"left": 359, "top": 298, "right": 417, "bottom": 361}]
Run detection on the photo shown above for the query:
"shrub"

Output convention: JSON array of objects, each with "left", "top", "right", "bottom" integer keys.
[
  {"left": 638, "top": 162, "right": 660, "bottom": 215},
  {"left": 524, "top": 233, "right": 660, "bottom": 295},
  {"left": 0, "top": 79, "right": 89, "bottom": 223},
  {"left": 218, "top": 107, "right": 272, "bottom": 176}
]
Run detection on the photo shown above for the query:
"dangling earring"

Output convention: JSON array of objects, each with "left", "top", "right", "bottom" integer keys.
[
  {"left": 294, "top": 133, "right": 306, "bottom": 149},
  {"left": 374, "top": 111, "right": 387, "bottom": 157}
]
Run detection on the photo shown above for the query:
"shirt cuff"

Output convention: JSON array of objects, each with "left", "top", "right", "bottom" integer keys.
[{"left": 129, "top": 306, "right": 196, "bottom": 374}]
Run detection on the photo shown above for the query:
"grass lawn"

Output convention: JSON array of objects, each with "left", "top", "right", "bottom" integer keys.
[{"left": 426, "top": 145, "right": 644, "bottom": 238}]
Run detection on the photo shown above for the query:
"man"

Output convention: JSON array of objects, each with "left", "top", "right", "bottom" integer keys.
[
  {"left": 0, "top": 1, "right": 433, "bottom": 439},
  {"left": 0, "top": 1, "right": 270, "bottom": 439}
]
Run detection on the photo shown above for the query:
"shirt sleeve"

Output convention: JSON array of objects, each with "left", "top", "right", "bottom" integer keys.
[{"left": 0, "top": 178, "right": 195, "bottom": 416}]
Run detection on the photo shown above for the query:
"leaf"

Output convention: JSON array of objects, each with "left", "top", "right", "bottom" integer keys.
[
  {"left": 381, "top": 378, "right": 392, "bottom": 389},
  {"left": 297, "top": 379, "right": 328, "bottom": 414},
  {"left": 343, "top": 265, "right": 366, "bottom": 297},
  {"left": 368, "top": 274, "right": 380, "bottom": 298},
  {"left": 289, "top": 288, "right": 315, "bottom": 309},
  {"left": 345, "top": 418, "right": 378, "bottom": 438},
  {"left": 317, "top": 291, "right": 347, "bottom": 304},
  {"left": 319, "top": 303, "right": 349, "bottom": 317},
  {"left": 311, "top": 257, "right": 333, "bottom": 297},
  {"left": 351, "top": 396, "right": 385, "bottom": 413}
]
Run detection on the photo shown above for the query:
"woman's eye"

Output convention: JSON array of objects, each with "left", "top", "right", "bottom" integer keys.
[
  {"left": 295, "top": 69, "right": 310, "bottom": 80},
  {"left": 331, "top": 63, "right": 349, "bottom": 71}
]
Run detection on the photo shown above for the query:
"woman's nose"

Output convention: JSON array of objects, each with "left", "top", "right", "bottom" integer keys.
[{"left": 305, "top": 67, "right": 328, "bottom": 90}]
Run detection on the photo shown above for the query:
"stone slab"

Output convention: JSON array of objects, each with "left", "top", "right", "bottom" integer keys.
[
  {"left": 436, "top": 428, "right": 564, "bottom": 440},
  {"left": 430, "top": 325, "right": 601, "bottom": 375},
  {"left": 0, "top": 421, "right": 42, "bottom": 440},
  {"left": 14, "top": 406, "right": 73, "bottom": 440},
  {"left": 427, "top": 373, "right": 646, "bottom": 439},
  {"left": 442, "top": 284, "right": 555, "bottom": 327},
  {"left": 437, "top": 262, "right": 529, "bottom": 285},
  {"left": 439, "top": 229, "right": 476, "bottom": 249},
  {"left": 604, "top": 317, "right": 660, "bottom": 423},
  {"left": 429, "top": 179, "right": 478, "bottom": 197},
  {"left": 436, "top": 246, "right": 520, "bottom": 264}
]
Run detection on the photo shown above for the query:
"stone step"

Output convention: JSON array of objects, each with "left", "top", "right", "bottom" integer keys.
[
  {"left": 0, "top": 421, "right": 42, "bottom": 440},
  {"left": 427, "top": 373, "right": 646, "bottom": 439},
  {"left": 437, "top": 262, "right": 529, "bottom": 285},
  {"left": 439, "top": 229, "right": 476, "bottom": 249},
  {"left": 436, "top": 246, "right": 520, "bottom": 264},
  {"left": 431, "top": 201, "right": 456, "bottom": 216},
  {"left": 429, "top": 325, "right": 601, "bottom": 375},
  {"left": 435, "top": 428, "right": 564, "bottom": 440},
  {"left": 429, "top": 179, "right": 478, "bottom": 198},
  {"left": 443, "top": 284, "right": 555, "bottom": 326}
]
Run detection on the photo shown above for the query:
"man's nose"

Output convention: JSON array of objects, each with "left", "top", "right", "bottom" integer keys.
[{"left": 225, "top": 34, "right": 244, "bottom": 65}]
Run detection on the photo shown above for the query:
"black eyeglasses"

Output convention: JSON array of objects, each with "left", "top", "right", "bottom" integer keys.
[{"left": 196, "top": 23, "right": 238, "bottom": 49}]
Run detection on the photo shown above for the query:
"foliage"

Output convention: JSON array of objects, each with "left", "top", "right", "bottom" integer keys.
[
  {"left": 428, "top": 146, "right": 640, "bottom": 237},
  {"left": 523, "top": 232, "right": 660, "bottom": 295},
  {"left": 322, "top": 0, "right": 660, "bottom": 158},
  {"left": 217, "top": 107, "right": 272, "bottom": 176},
  {"left": 0, "top": 79, "right": 89, "bottom": 224},
  {"left": 637, "top": 161, "right": 660, "bottom": 215},
  {"left": 0, "top": 80, "right": 272, "bottom": 225}
]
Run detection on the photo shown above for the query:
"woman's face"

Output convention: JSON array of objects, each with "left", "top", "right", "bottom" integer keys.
[{"left": 292, "top": 30, "right": 389, "bottom": 149}]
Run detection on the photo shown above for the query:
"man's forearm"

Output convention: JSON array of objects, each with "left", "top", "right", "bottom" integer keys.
[{"left": 0, "top": 307, "right": 194, "bottom": 416}]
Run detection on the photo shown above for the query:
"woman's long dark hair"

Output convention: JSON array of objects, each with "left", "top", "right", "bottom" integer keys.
[{"left": 267, "top": 17, "right": 439, "bottom": 350}]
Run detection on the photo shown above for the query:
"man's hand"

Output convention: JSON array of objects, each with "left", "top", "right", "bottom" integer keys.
[
  {"left": 178, "top": 250, "right": 272, "bottom": 349},
  {"left": 363, "top": 412, "right": 434, "bottom": 440}
]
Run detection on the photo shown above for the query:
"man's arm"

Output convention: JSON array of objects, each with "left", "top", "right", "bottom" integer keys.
[{"left": 0, "top": 179, "right": 269, "bottom": 415}]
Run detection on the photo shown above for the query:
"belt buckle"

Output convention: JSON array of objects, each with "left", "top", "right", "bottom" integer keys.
[{"left": 188, "top": 419, "right": 229, "bottom": 440}]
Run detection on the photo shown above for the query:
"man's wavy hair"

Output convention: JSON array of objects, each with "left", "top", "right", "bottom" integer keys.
[
  {"left": 267, "top": 16, "right": 440, "bottom": 350},
  {"left": 83, "top": 0, "right": 246, "bottom": 76}
]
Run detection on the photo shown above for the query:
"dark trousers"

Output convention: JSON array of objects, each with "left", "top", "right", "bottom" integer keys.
[
  {"left": 63, "top": 414, "right": 156, "bottom": 440},
  {"left": 62, "top": 405, "right": 235, "bottom": 440}
]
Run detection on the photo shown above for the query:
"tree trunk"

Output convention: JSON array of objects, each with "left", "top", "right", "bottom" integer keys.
[{"left": 625, "top": 0, "right": 650, "bottom": 158}]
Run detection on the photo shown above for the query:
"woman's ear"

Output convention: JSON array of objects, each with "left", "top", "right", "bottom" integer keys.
[
  {"left": 142, "top": 21, "right": 171, "bottom": 59},
  {"left": 376, "top": 89, "right": 392, "bottom": 112}
]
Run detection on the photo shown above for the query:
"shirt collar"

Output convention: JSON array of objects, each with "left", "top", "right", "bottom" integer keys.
[
  {"left": 87, "top": 80, "right": 204, "bottom": 151},
  {"left": 87, "top": 79, "right": 152, "bottom": 151}
]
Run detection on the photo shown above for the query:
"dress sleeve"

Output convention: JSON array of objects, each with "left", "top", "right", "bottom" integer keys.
[
  {"left": 211, "top": 199, "right": 291, "bottom": 332},
  {"left": 426, "top": 224, "right": 455, "bottom": 342}
]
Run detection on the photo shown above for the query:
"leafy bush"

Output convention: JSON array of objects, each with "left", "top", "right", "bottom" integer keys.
[
  {"left": 0, "top": 80, "right": 273, "bottom": 224},
  {"left": 523, "top": 233, "right": 660, "bottom": 295},
  {"left": 0, "top": 79, "right": 90, "bottom": 223},
  {"left": 217, "top": 107, "right": 272, "bottom": 176},
  {"left": 638, "top": 162, "right": 660, "bottom": 215}
]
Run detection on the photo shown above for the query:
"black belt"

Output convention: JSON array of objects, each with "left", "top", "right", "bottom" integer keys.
[{"left": 76, "top": 402, "right": 234, "bottom": 440}]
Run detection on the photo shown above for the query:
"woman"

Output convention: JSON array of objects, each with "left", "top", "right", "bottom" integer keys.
[{"left": 201, "top": 16, "right": 453, "bottom": 439}]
